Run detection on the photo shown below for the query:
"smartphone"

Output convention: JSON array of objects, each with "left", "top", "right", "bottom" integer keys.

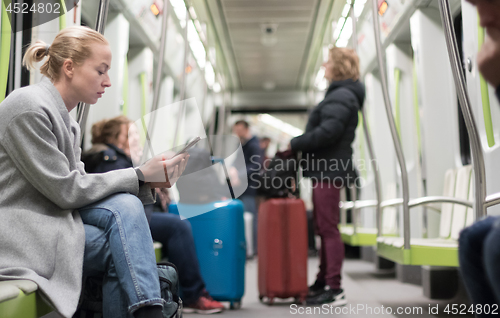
[{"left": 173, "top": 136, "right": 201, "bottom": 157}]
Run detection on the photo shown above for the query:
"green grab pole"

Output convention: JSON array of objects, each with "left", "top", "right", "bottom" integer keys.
[
  {"left": 122, "top": 57, "right": 129, "bottom": 115},
  {"left": 59, "top": 0, "right": 67, "bottom": 30},
  {"left": 0, "top": 0, "right": 11, "bottom": 103},
  {"left": 477, "top": 18, "right": 495, "bottom": 147},
  {"left": 394, "top": 68, "right": 401, "bottom": 137},
  {"left": 412, "top": 60, "right": 422, "bottom": 154}
]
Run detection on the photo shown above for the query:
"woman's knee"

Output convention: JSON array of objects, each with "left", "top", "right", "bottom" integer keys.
[
  {"left": 484, "top": 227, "right": 500, "bottom": 266},
  {"left": 106, "top": 193, "right": 148, "bottom": 225}
]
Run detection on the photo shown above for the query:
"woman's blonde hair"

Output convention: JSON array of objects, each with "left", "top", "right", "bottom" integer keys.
[
  {"left": 329, "top": 47, "right": 360, "bottom": 81},
  {"left": 23, "top": 26, "right": 108, "bottom": 82}
]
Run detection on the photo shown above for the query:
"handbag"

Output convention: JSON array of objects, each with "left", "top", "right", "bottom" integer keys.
[
  {"left": 157, "top": 262, "right": 183, "bottom": 318},
  {"left": 76, "top": 262, "right": 182, "bottom": 318}
]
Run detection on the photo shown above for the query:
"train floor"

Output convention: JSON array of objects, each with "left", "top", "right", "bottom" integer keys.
[{"left": 186, "top": 256, "right": 474, "bottom": 318}]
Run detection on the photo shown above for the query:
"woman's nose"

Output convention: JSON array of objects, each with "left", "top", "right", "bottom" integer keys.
[{"left": 103, "top": 74, "right": 112, "bottom": 88}]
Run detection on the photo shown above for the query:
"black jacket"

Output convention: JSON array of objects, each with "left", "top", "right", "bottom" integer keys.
[
  {"left": 81, "top": 143, "right": 133, "bottom": 174},
  {"left": 290, "top": 79, "right": 365, "bottom": 183}
]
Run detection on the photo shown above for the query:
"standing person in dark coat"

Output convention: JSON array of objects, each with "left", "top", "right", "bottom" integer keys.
[
  {"left": 231, "top": 120, "right": 262, "bottom": 254},
  {"left": 290, "top": 47, "right": 365, "bottom": 306}
]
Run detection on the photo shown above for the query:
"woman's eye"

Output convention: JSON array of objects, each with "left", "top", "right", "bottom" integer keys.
[{"left": 98, "top": 71, "right": 104, "bottom": 75}]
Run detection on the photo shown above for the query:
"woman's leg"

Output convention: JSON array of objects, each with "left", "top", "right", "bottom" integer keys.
[
  {"left": 312, "top": 181, "right": 343, "bottom": 290},
  {"left": 149, "top": 212, "right": 205, "bottom": 304},
  {"left": 483, "top": 217, "right": 500, "bottom": 304},
  {"left": 79, "top": 193, "right": 163, "bottom": 317},
  {"left": 82, "top": 224, "right": 129, "bottom": 318},
  {"left": 458, "top": 216, "right": 498, "bottom": 310}
]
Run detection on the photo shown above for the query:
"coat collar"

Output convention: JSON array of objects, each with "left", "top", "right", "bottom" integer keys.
[{"left": 38, "top": 77, "right": 72, "bottom": 127}]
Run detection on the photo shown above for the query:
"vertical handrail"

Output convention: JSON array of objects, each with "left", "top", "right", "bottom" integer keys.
[
  {"left": 371, "top": 0, "right": 411, "bottom": 249},
  {"left": 350, "top": 185, "right": 358, "bottom": 235},
  {"left": 438, "top": 0, "right": 486, "bottom": 220},
  {"left": 351, "top": 1, "right": 383, "bottom": 237},
  {"left": 172, "top": 5, "right": 190, "bottom": 148},
  {"left": 0, "top": 0, "right": 12, "bottom": 104},
  {"left": 77, "top": 0, "right": 110, "bottom": 142},
  {"left": 361, "top": 108, "right": 383, "bottom": 236},
  {"left": 141, "top": 1, "right": 170, "bottom": 162}
]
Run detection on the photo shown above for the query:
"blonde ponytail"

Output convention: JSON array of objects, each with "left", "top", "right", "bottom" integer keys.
[{"left": 22, "top": 40, "right": 50, "bottom": 71}]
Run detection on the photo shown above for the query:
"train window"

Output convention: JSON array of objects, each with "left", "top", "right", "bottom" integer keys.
[{"left": 454, "top": 13, "right": 471, "bottom": 165}]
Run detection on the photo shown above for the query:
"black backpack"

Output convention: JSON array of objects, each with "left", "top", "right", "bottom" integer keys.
[
  {"left": 76, "top": 262, "right": 182, "bottom": 318},
  {"left": 157, "top": 262, "right": 182, "bottom": 318},
  {"left": 256, "top": 150, "right": 299, "bottom": 198}
]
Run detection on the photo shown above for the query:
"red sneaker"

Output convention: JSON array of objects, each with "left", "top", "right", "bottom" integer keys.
[{"left": 183, "top": 296, "right": 225, "bottom": 314}]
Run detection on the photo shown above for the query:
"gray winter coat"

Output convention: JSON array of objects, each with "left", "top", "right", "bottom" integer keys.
[{"left": 0, "top": 78, "right": 154, "bottom": 317}]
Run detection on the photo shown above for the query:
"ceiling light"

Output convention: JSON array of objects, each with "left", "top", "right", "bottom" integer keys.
[
  {"left": 378, "top": 1, "right": 388, "bottom": 16},
  {"left": 150, "top": 4, "right": 160, "bottom": 16},
  {"left": 213, "top": 82, "right": 221, "bottom": 93}
]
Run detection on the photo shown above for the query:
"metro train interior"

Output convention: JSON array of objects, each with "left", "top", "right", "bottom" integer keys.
[{"left": 1, "top": 0, "right": 500, "bottom": 317}]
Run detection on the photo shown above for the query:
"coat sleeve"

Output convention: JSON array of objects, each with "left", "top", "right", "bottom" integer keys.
[
  {"left": 1, "top": 111, "right": 153, "bottom": 210},
  {"left": 290, "top": 92, "right": 355, "bottom": 153}
]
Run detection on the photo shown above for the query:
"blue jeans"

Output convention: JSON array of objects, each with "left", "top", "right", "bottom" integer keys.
[
  {"left": 79, "top": 193, "right": 163, "bottom": 318},
  {"left": 149, "top": 212, "right": 205, "bottom": 305},
  {"left": 459, "top": 216, "right": 500, "bottom": 315},
  {"left": 239, "top": 194, "right": 257, "bottom": 254}
]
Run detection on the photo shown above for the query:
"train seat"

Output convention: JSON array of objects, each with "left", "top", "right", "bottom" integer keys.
[
  {"left": 339, "top": 198, "right": 401, "bottom": 247},
  {"left": 0, "top": 280, "right": 51, "bottom": 318},
  {"left": 0, "top": 242, "right": 164, "bottom": 318},
  {"left": 376, "top": 166, "right": 472, "bottom": 267}
]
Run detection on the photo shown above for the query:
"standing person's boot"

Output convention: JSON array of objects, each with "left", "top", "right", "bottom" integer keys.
[{"left": 306, "top": 286, "right": 347, "bottom": 306}]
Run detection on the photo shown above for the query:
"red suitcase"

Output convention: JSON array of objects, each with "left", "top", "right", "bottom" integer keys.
[{"left": 258, "top": 198, "right": 308, "bottom": 304}]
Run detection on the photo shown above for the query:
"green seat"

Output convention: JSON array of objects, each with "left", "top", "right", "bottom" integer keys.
[
  {"left": 154, "top": 241, "right": 163, "bottom": 262},
  {"left": 339, "top": 198, "right": 398, "bottom": 247},
  {"left": 376, "top": 166, "right": 472, "bottom": 267},
  {"left": 0, "top": 242, "right": 163, "bottom": 317},
  {"left": 0, "top": 280, "right": 52, "bottom": 318}
]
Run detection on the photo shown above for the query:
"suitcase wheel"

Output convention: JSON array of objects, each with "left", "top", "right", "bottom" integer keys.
[
  {"left": 295, "top": 295, "right": 306, "bottom": 305},
  {"left": 230, "top": 300, "right": 241, "bottom": 310}
]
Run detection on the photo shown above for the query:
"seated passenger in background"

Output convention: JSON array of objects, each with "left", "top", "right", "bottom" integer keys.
[
  {"left": 82, "top": 118, "right": 225, "bottom": 314},
  {"left": 0, "top": 26, "right": 188, "bottom": 318},
  {"left": 459, "top": 0, "right": 500, "bottom": 311}
]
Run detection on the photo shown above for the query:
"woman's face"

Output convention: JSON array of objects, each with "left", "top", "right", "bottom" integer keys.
[
  {"left": 71, "top": 43, "right": 112, "bottom": 105},
  {"left": 116, "top": 123, "right": 129, "bottom": 150},
  {"left": 322, "top": 55, "right": 335, "bottom": 83}
]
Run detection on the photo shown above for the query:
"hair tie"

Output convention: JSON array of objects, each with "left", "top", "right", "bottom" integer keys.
[{"left": 45, "top": 44, "right": 50, "bottom": 56}]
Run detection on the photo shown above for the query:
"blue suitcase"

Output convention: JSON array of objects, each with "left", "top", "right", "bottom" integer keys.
[{"left": 169, "top": 199, "right": 246, "bottom": 309}]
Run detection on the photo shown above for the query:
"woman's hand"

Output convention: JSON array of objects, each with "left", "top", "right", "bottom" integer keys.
[
  {"left": 138, "top": 152, "right": 189, "bottom": 188},
  {"left": 155, "top": 188, "right": 171, "bottom": 211}
]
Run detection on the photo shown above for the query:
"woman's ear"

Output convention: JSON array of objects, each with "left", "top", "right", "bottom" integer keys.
[{"left": 61, "top": 59, "right": 74, "bottom": 79}]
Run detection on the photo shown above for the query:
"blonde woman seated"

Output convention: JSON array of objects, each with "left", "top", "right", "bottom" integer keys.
[{"left": 0, "top": 26, "right": 188, "bottom": 318}]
